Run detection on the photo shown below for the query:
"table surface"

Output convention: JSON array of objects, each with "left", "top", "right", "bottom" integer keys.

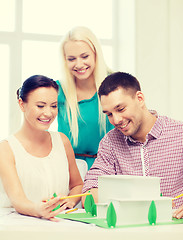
[{"left": 0, "top": 208, "right": 183, "bottom": 240}]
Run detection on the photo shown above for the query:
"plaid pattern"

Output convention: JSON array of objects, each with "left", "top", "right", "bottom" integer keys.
[{"left": 83, "top": 115, "right": 183, "bottom": 208}]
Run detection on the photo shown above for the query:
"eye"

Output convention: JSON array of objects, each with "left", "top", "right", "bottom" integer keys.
[
  {"left": 67, "top": 57, "right": 75, "bottom": 62},
  {"left": 37, "top": 105, "right": 44, "bottom": 108},
  {"left": 51, "top": 105, "right": 57, "bottom": 109},
  {"left": 82, "top": 55, "right": 89, "bottom": 59},
  {"left": 118, "top": 107, "right": 125, "bottom": 112}
]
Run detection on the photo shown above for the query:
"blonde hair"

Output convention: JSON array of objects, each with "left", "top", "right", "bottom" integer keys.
[{"left": 59, "top": 26, "right": 112, "bottom": 146}]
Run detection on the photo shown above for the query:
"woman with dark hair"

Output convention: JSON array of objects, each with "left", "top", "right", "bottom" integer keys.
[{"left": 0, "top": 75, "right": 83, "bottom": 221}]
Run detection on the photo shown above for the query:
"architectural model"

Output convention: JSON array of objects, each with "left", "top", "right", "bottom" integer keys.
[{"left": 97, "top": 175, "right": 172, "bottom": 226}]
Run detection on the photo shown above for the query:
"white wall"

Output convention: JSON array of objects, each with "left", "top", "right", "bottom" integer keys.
[
  {"left": 169, "top": 0, "right": 183, "bottom": 120},
  {"left": 117, "top": 0, "right": 183, "bottom": 121}
]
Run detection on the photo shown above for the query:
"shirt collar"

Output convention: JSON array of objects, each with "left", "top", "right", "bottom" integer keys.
[
  {"left": 125, "top": 114, "right": 163, "bottom": 145},
  {"left": 148, "top": 115, "right": 162, "bottom": 139}
]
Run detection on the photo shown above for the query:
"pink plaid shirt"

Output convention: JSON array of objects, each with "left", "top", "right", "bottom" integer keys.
[{"left": 83, "top": 115, "right": 183, "bottom": 208}]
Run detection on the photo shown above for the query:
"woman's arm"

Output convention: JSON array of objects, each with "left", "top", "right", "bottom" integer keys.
[
  {"left": 0, "top": 141, "right": 63, "bottom": 221},
  {"left": 60, "top": 133, "right": 83, "bottom": 208}
]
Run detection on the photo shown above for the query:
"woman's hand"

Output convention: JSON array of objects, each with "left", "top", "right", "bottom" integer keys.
[
  {"left": 36, "top": 196, "right": 63, "bottom": 222},
  {"left": 59, "top": 198, "right": 76, "bottom": 212},
  {"left": 36, "top": 195, "right": 77, "bottom": 221}
]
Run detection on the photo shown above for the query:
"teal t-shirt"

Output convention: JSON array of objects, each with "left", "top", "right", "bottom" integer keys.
[{"left": 57, "top": 81, "right": 114, "bottom": 169}]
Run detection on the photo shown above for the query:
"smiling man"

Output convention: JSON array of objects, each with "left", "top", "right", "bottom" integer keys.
[
  {"left": 82, "top": 72, "right": 183, "bottom": 219},
  {"left": 100, "top": 74, "right": 156, "bottom": 143}
]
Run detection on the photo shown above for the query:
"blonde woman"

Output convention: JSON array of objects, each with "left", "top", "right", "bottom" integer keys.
[{"left": 57, "top": 26, "right": 114, "bottom": 169}]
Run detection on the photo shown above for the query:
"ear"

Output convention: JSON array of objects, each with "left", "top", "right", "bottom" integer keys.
[
  {"left": 18, "top": 98, "right": 26, "bottom": 112},
  {"left": 136, "top": 91, "right": 145, "bottom": 106}
]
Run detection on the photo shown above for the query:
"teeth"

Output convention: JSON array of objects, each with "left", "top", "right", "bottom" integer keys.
[
  {"left": 121, "top": 122, "right": 128, "bottom": 129},
  {"left": 77, "top": 69, "right": 86, "bottom": 73},
  {"left": 39, "top": 119, "right": 50, "bottom": 122}
]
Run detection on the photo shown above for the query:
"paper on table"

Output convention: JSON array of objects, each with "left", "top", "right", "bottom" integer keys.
[{"left": 0, "top": 207, "right": 16, "bottom": 217}]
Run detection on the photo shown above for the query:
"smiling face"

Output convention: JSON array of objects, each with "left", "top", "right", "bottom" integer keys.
[
  {"left": 19, "top": 87, "right": 58, "bottom": 131},
  {"left": 64, "top": 40, "right": 96, "bottom": 82},
  {"left": 101, "top": 87, "right": 146, "bottom": 140}
]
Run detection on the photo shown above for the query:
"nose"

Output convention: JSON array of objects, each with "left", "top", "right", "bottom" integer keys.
[
  {"left": 43, "top": 107, "right": 53, "bottom": 117},
  {"left": 75, "top": 58, "right": 84, "bottom": 68},
  {"left": 113, "top": 113, "right": 122, "bottom": 126}
]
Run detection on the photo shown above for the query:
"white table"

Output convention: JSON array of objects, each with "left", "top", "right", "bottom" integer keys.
[{"left": 0, "top": 208, "right": 183, "bottom": 240}]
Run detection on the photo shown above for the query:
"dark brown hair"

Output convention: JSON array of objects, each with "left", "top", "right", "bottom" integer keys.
[
  {"left": 98, "top": 72, "right": 141, "bottom": 98},
  {"left": 17, "top": 75, "right": 58, "bottom": 102}
]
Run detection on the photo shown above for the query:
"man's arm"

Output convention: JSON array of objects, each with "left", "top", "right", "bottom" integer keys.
[
  {"left": 81, "top": 188, "right": 98, "bottom": 207},
  {"left": 81, "top": 133, "right": 117, "bottom": 207}
]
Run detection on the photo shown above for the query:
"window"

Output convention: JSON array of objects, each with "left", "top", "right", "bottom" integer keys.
[
  {"left": 0, "top": 0, "right": 114, "bottom": 139},
  {"left": 0, "top": 44, "right": 10, "bottom": 140},
  {"left": 22, "top": 0, "right": 113, "bottom": 39},
  {"left": 0, "top": 0, "right": 15, "bottom": 31}
]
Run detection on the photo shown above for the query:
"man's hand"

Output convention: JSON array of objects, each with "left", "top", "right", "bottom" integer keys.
[
  {"left": 173, "top": 204, "right": 183, "bottom": 219},
  {"left": 81, "top": 188, "right": 98, "bottom": 207}
]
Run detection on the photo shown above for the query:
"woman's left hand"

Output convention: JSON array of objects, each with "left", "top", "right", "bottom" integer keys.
[
  {"left": 36, "top": 196, "right": 66, "bottom": 221},
  {"left": 58, "top": 198, "right": 76, "bottom": 212}
]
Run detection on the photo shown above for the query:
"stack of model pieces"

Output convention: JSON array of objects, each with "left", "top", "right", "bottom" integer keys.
[{"left": 97, "top": 175, "right": 172, "bottom": 226}]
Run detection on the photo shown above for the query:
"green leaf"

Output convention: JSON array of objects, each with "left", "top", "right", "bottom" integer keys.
[
  {"left": 84, "top": 194, "right": 95, "bottom": 213},
  {"left": 53, "top": 192, "right": 57, "bottom": 198},
  {"left": 52, "top": 204, "right": 60, "bottom": 211},
  {"left": 52, "top": 193, "right": 60, "bottom": 211},
  {"left": 148, "top": 200, "right": 157, "bottom": 225},
  {"left": 91, "top": 203, "right": 97, "bottom": 216},
  {"left": 106, "top": 202, "right": 117, "bottom": 228}
]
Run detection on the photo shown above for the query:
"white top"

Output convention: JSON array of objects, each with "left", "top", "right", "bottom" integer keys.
[{"left": 0, "top": 132, "right": 69, "bottom": 207}]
